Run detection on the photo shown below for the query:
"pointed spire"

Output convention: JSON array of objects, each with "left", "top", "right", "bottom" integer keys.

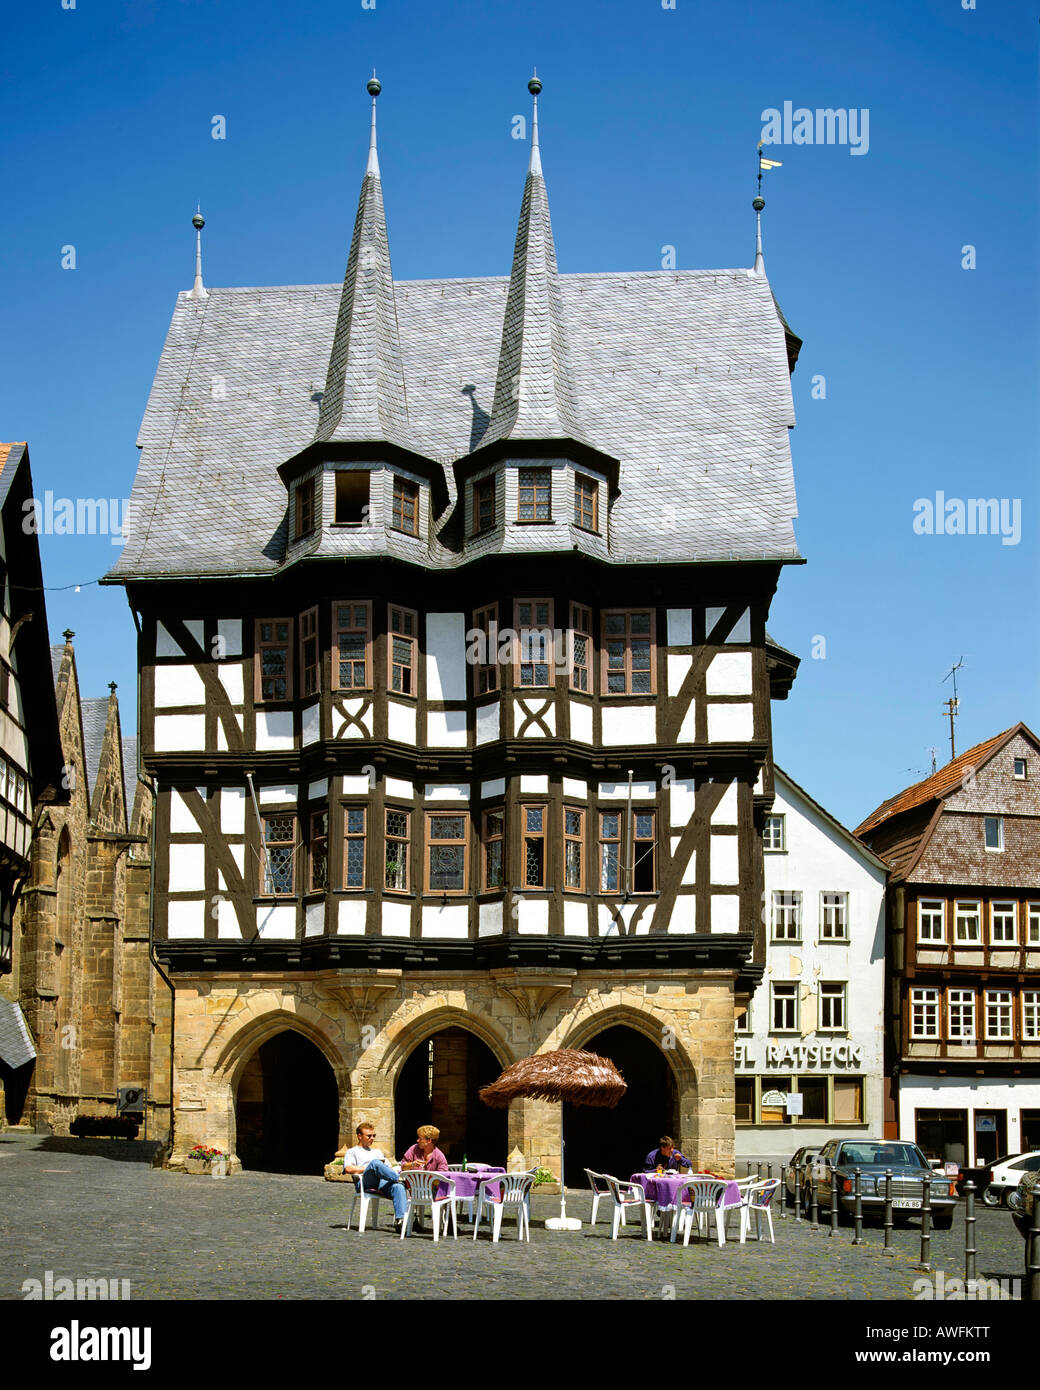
[
  {"left": 753, "top": 193, "right": 765, "bottom": 275},
  {"left": 480, "top": 74, "right": 588, "bottom": 449},
  {"left": 314, "top": 74, "right": 412, "bottom": 449},
  {"left": 189, "top": 208, "right": 208, "bottom": 299}
]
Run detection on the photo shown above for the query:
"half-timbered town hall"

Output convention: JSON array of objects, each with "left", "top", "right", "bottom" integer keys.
[{"left": 106, "top": 77, "right": 802, "bottom": 1177}]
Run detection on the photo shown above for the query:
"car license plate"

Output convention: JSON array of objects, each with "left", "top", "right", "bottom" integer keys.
[{"left": 892, "top": 1198, "right": 921, "bottom": 1209}]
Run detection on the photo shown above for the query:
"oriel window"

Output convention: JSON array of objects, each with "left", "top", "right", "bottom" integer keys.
[
  {"left": 334, "top": 470, "right": 370, "bottom": 525},
  {"left": 602, "top": 610, "right": 655, "bottom": 695},
  {"left": 564, "top": 806, "right": 585, "bottom": 892},
  {"left": 569, "top": 603, "right": 592, "bottom": 694},
  {"left": 632, "top": 811, "right": 656, "bottom": 893},
  {"left": 574, "top": 474, "right": 598, "bottom": 532},
  {"left": 518, "top": 468, "right": 551, "bottom": 521},
  {"left": 343, "top": 807, "right": 366, "bottom": 890},
  {"left": 599, "top": 812, "right": 621, "bottom": 893},
  {"left": 473, "top": 603, "right": 499, "bottom": 695},
  {"left": 261, "top": 814, "right": 296, "bottom": 896},
  {"left": 384, "top": 808, "right": 410, "bottom": 893},
  {"left": 473, "top": 477, "right": 496, "bottom": 534},
  {"left": 299, "top": 607, "right": 320, "bottom": 697},
  {"left": 515, "top": 599, "right": 554, "bottom": 688},
  {"left": 294, "top": 479, "right": 317, "bottom": 539},
  {"left": 255, "top": 619, "right": 293, "bottom": 702},
  {"left": 332, "top": 602, "right": 371, "bottom": 691},
  {"left": 309, "top": 810, "right": 329, "bottom": 892},
  {"left": 388, "top": 606, "right": 418, "bottom": 695},
  {"left": 425, "top": 813, "right": 469, "bottom": 895},
  {"left": 482, "top": 808, "right": 504, "bottom": 892},
  {"left": 392, "top": 476, "right": 420, "bottom": 537},
  {"left": 522, "top": 805, "right": 546, "bottom": 889}
]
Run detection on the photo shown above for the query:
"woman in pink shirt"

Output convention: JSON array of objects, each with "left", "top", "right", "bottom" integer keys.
[{"left": 400, "top": 1124, "right": 449, "bottom": 1172}]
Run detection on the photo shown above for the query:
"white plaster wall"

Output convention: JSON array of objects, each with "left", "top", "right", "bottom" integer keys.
[
  {"left": 387, "top": 700, "right": 416, "bottom": 744},
  {"left": 422, "top": 904, "right": 469, "bottom": 938},
  {"left": 707, "top": 703, "right": 754, "bottom": 742},
  {"left": 678, "top": 702, "right": 697, "bottom": 742},
  {"left": 155, "top": 714, "right": 205, "bottom": 751},
  {"left": 169, "top": 789, "right": 205, "bottom": 833},
  {"left": 515, "top": 699, "right": 555, "bottom": 735},
  {"left": 301, "top": 702, "right": 320, "bottom": 746},
  {"left": 341, "top": 774, "right": 371, "bottom": 794},
  {"left": 668, "top": 897, "right": 696, "bottom": 933},
  {"left": 563, "top": 777, "right": 587, "bottom": 799},
  {"left": 169, "top": 844, "right": 206, "bottom": 892},
  {"left": 167, "top": 900, "right": 206, "bottom": 938},
  {"left": 427, "top": 709, "right": 468, "bottom": 747},
  {"left": 216, "top": 844, "right": 246, "bottom": 888},
  {"left": 517, "top": 899, "right": 549, "bottom": 935},
  {"left": 706, "top": 607, "right": 750, "bottom": 643},
  {"left": 425, "top": 613, "right": 467, "bottom": 701},
  {"left": 331, "top": 699, "right": 371, "bottom": 740},
  {"left": 156, "top": 619, "right": 204, "bottom": 658},
  {"left": 217, "top": 618, "right": 242, "bottom": 657},
  {"left": 305, "top": 902, "right": 326, "bottom": 937},
  {"left": 570, "top": 701, "right": 593, "bottom": 742},
  {"left": 220, "top": 788, "right": 246, "bottom": 834},
  {"left": 521, "top": 775, "right": 549, "bottom": 794},
  {"left": 667, "top": 654, "right": 691, "bottom": 696},
  {"left": 216, "top": 715, "right": 243, "bottom": 751},
  {"left": 598, "top": 780, "right": 655, "bottom": 800},
  {"left": 602, "top": 706, "right": 655, "bottom": 745},
  {"left": 480, "top": 778, "right": 506, "bottom": 800},
  {"left": 218, "top": 664, "right": 244, "bottom": 703},
  {"left": 670, "top": 779, "right": 696, "bottom": 828},
  {"left": 479, "top": 901, "right": 504, "bottom": 937},
  {"left": 711, "top": 782, "right": 739, "bottom": 825},
  {"left": 256, "top": 711, "right": 294, "bottom": 750},
  {"left": 564, "top": 901, "right": 589, "bottom": 935},
  {"left": 667, "top": 608, "right": 692, "bottom": 646},
  {"left": 710, "top": 834, "right": 740, "bottom": 886},
  {"left": 385, "top": 777, "right": 413, "bottom": 800},
  {"left": 475, "top": 702, "right": 499, "bottom": 745},
  {"left": 382, "top": 902, "right": 412, "bottom": 937},
  {"left": 897, "top": 1077, "right": 1040, "bottom": 1165},
  {"left": 256, "top": 904, "right": 297, "bottom": 939},
  {"left": 337, "top": 899, "right": 367, "bottom": 936},
  {"left": 308, "top": 778, "right": 329, "bottom": 800},
  {"left": 258, "top": 783, "right": 296, "bottom": 805},
  {"left": 706, "top": 651, "right": 753, "bottom": 696},
  {"left": 216, "top": 898, "right": 240, "bottom": 939},
  {"left": 598, "top": 903, "right": 638, "bottom": 936},
  {"left": 710, "top": 894, "right": 740, "bottom": 933},
  {"left": 155, "top": 665, "right": 206, "bottom": 708},
  {"left": 424, "top": 783, "right": 468, "bottom": 802}
]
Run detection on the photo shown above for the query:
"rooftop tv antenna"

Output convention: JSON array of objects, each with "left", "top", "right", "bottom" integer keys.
[{"left": 942, "top": 658, "right": 965, "bottom": 761}]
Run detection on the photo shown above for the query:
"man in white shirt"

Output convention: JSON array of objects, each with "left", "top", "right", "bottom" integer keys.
[{"left": 341, "top": 1122, "right": 408, "bottom": 1228}]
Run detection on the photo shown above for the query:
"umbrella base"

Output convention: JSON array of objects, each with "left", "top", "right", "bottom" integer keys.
[{"left": 545, "top": 1217, "right": 582, "bottom": 1231}]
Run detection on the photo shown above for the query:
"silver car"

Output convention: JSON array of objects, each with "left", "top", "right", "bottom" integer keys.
[{"left": 810, "top": 1138, "right": 958, "bottom": 1229}]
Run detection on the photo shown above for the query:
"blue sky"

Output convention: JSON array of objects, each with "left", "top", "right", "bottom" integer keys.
[{"left": 1, "top": 0, "right": 1036, "bottom": 827}]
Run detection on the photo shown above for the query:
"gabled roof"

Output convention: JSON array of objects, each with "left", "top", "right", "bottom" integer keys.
[
  {"left": 855, "top": 724, "right": 1028, "bottom": 837},
  {"left": 775, "top": 767, "right": 889, "bottom": 876}
]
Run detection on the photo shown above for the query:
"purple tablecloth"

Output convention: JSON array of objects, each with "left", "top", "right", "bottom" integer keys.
[
  {"left": 630, "top": 1173, "right": 742, "bottom": 1209},
  {"left": 434, "top": 1167, "right": 506, "bottom": 1202}
]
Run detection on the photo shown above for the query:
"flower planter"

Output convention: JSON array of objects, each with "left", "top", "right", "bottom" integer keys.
[
  {"left": 324, "top": 1164, "right": 355, "bottom": 1182},
  {"left": 533, "top": 1182, "right": 561, "bottom": 1196},
  {"left": 184, "top": 1157, "right": 211, "bottom": 1175}
]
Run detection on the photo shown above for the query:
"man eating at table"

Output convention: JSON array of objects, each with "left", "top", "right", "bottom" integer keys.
[
  {"left": 340, "top": 1122, "right": 408, "bottom": 1231},
  {"left": 643, "top": 1135, "right": 691, "bottom": 1172}
]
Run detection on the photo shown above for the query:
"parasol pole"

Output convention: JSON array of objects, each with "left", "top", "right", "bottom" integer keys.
[{"left": 545, "top": 1104, "right": 581, "bottom": 1231}]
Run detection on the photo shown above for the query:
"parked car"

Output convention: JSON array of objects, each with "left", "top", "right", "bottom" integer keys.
[
  {"left": 977, "top": 1151, "right": 1040, "bottom": 1207},
  {"left": 809, "top": 1139, "right": 958, "bottom": 1229},
  {"left": 955, "top": 1157, "right": 996, "bottom": 1197},
  {"left": 784, "top": 1146, "right": 820, "bottom": 1204}
]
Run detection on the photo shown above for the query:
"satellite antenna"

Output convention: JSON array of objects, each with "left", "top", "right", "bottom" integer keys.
[{"left": 942, "top": 658, "right": 965, "bottom": 761}]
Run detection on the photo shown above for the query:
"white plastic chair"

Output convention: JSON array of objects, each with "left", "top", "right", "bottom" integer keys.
[
  {"left": 671, "top": 1179, "right": 728, "bottom": 1247},
  {"left": 400, "top": 1171, "right": 458, "bottom": 1241},
  {"left": 472, "top": 1171, "right": 535, "bottom": 1242},
  {"left": 740, "top": 1178, "right": 780, "bottom": 1244},
  {"left": 603, "top": 1177, "right": 654, "bottom": 1241},
  {"left": 584, "top": 1168, "right": 614, "bottom": 1227},
  {"left": 347, "top": 1169, "right": 400, "bottom": 1233}
]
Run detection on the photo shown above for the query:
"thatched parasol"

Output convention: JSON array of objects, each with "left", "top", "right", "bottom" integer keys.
[
  {"left": 479, "top": 1049, "right": 626, "bottom": 1230},
  {"left": 479, "top": 1048, "right": 626, "bottom": 1109}
]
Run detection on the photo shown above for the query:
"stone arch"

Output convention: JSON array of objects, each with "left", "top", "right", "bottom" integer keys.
[
  {"left": 557, "top": 1002, "right": 699, "bottom": 1094},
  {"left": 376, "top": 1005, "right": 514, "bottom": 1089}
]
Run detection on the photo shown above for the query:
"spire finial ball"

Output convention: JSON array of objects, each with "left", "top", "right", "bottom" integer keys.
[
  {"left": 367, "top": 76, "right": 382, "bottom": 97},
  {"left": 528, "top": 74, "right": 542, "bottom": 96},
  {"left": 752, "top": 195, "right": 765, "bottom": 212},
  {"left": 192, "top": 212, "right": 205, "bottom": 230}
]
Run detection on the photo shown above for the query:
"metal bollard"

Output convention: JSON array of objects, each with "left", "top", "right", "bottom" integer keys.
[
  {"left": 766, "top": 1161, "right": 773, "bottom": 1186},
  {"left": 882, "top": 1169, "right": 893, "bottom": 1256},
  {"left": 852, "top": 1167, "right": 863, "bottom": 1245},
  {"left": 1028, "top": 1184, "right": 1040, "bottom": 1302},
  {"left": 794, "top": 1162, "right": 803, "bottom": 1223},
  {"left": 918, "top": 1174, "right": 932, "bottom": 1272},
  {"left": 778, "top": 1162, "right": 786, "bottom": 1220},
  {"left": 810, "top": 1166, "right": 819, "bottom": 1231},
  {"left": 964, "top": 1181, "right": 977, "bottom": 1287},
  {"left": 829, "top": 1159, "right": 839, "bottom": 1237},
  {"left": 756, "top": 1161, "right": 763, "bottom": 1183}
]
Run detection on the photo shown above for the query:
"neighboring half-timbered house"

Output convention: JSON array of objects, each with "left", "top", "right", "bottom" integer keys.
[
  {"left": 856, "top": 724, "right": 1040, "bottom": 1168},
  {"left": 105, "top": 79, "right": 802, "bottom": 1177}
]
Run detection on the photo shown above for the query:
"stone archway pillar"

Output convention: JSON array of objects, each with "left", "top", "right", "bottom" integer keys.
[
  {"left": 507, "top": 1097, "right": 560, "bottom": 1177},
  {"left": 348, "top": 1089, "right": 394, "bottom": 1157}
]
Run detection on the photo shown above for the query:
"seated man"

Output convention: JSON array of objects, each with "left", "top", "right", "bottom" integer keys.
[
  {"left": 643, "top": 1135, "right": 691, "bottom": 1172},
  {"left": 340, "top": 1122, "right": 408, "bottom": 1230}
]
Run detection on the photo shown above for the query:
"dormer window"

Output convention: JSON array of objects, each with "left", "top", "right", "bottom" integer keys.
[
  {"left": 335, "top": 471, "right": 369, "bottom": 525},
  {"left": 1014, "top": 758, "right": 1028, "bottom": 779},
  {"left": 392, "top": 476, "right": 420, "bottom": 536},
  {"left": 473, "top": 477, "right": 496, "bottom": 534},
  {"left": 518, "top": 468, "right": 551, "bottom": 522},
  {"left": 574, "top": 473, "right": 598, "bottom": 532},
  {"left": 294, "top": 479, "right": 316, "bottom": 539}
]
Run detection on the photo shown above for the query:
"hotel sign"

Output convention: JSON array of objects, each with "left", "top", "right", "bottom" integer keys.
[{"left": 734, "top": 1040, "right": 863, "bottom": 1070}]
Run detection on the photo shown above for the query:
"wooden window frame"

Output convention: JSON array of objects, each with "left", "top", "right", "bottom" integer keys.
[
  {"left": 514, "top": 598, "right": 555, "bottom": 689},
  {"left": 342, "top": 805, "right": 367, "bottom": 891},
  {"left": 521, "top": 804, "right": 547, "bottom": 890},
  {"left": 820, "top": 891, "right": 849, "bottom": 941},
  {"left": 990, "top": 900, "right": 1017, "bottom": 945},
  {"left": 294, "top": 478, "right": 317, "bottom": 539},
  {"left": 334, "top": 470, "right": 370, "bottom": 526},
  {"left": 260, "top": 813, "right": 297, "bottom": 897},
  {"left": 574, "top": 473, "right": 599, "bottom": 532},
  {"left": 563, "top": 805, "right": 586, "bottom": 893},
  {"left": 254, "top": 618, "right": 294, "bottom": 703},
  {"left": 569, "top": 603, "right": 592, "bottom": 694},
  {"left": 472, "top": 603, "right": 499, "bottom": 696},
  {"left": 763, "top": 815, "right": 786, "bottom": 852},
  {"left": 481, "top": 807, "right": 505, "bottom": 893},
  {"left": 954, "top": 899, "right": 982, "bottom": 945},
  {"left": 598, "top": 810, "right": 622, "bottom": 894},
  {"left": 1023, "top": 990, "right": 1040, "bottom": 1041},
  {"left": 910, "top": 987, "right": 940, "bottom": 1040},
  {"left": 473, "top": 477, "right": 496, "bottom": 535},
  {"left": 299, "top": 606, "right": 320, "bottom": 698},
  {"left": 517, "top": 467, "right": 552, "bottom": 522},
  {"left": 1014, "top": 757, "right": 1028, "bottom": 780},
  {"left": 1029, "top": 903, "right": 1040, "bottom": 945},
  {"left": 947, "top": 987, "right": 976, "bottom": 1042},
  {"left": 770, "top": 983, "right": 799, "bottom": 1033},
  {"left": 818, "top": 982, "right": 847, "bottom": 1033},
  {"left": 307, "top": 809, "right": 329, "bottom": 894},
  {"left": 917, "top": 898, "right": 946, "bottom": 944},
  {"left": 424, "top": 811, "right": 470, "bottom": 897},
  {"left": 384, "top": 807, "right": 411, "bottom": 894},
  {"left": 388, "top": 605, "right": 419, "bottom": 697},
  {"left": 332, "top": 601, "right": 372, "bottom": 692},
  {"left": 772, "top": 890, "right": 802, "bottom": 942},
  {"left": 984, "top": 989, "right": 1014, "bottom": 1041},
  {"left": 600, "top": 609, "right": 656, "bottom": 696},
  {"left": 632, "top": 809, "right": 657, "bottom": 894},
  {"left": 984, "top": 816, "right": 1004, "bottom": 851},
  {"left": 391, "top": 475, "right": 420, "bottom": 537}
]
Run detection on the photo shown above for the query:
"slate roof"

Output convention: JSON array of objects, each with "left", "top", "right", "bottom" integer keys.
[
  {"left": 80, "top": 698, "right": 109, "bottom": 807},
  {"left": 121, "top": 735, "right": 138, "bottom": 824},
  {"left": 108, "top": 131, "right": 800, "bottom": 582}
]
